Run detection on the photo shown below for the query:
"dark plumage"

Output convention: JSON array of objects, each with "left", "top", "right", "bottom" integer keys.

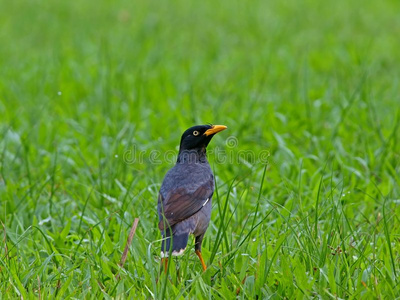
[{"left": 157, "top": 124, "right": 227, "bottom": 271}]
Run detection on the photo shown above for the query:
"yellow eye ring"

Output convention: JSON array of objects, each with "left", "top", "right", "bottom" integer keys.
[{"left": 193, "top": 130, "right": 199, "bottom": 136}]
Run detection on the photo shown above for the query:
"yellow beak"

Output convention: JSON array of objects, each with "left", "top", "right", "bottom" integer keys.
[{"left": 203, "top": 125, "right": 228, "bottom": 136}]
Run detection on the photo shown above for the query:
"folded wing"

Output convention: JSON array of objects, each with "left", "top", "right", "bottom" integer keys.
[{"left": 158, "top": 180, "right": 213, "bottom": 230}]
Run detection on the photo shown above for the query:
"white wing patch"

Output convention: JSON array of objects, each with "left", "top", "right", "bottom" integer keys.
[{"left": 202, "top": 198, "right": 209, "bottom": 207}]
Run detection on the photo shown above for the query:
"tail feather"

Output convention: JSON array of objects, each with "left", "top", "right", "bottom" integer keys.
[{"left": 161, "top": 229, "right": 189, "bottom": 258}]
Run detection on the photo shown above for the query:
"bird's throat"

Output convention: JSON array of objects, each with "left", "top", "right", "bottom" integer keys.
[{"left": 177, "top": 148, "right": 207, "bottom": 164}]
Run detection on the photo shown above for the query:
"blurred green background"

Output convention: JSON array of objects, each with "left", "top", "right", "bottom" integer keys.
[{"left": 1, "top": 0, "right": 399, "bottom": 298}]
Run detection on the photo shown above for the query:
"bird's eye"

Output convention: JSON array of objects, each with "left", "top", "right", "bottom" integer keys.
[{"left": 193, "top": 130, "right": 199, "bottom": 136}]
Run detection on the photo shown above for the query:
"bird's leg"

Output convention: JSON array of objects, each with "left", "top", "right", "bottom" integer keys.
[
  {"left": 195, "top": 250, "right": 207, "bottom": 271},
  {"left": 195, "top": 234, "right": 207, "bottom": 271},
  {"left": 161, "top": 258, "right": 169, "bottom": 274}
]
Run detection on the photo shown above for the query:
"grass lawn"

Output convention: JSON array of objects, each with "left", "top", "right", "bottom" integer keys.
[{"left": 1, "top": 0, "right": 400, "bottom": 298}]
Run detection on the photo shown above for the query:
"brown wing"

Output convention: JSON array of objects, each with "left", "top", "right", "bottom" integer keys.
[{"left": 158, "top": 181, "right": 213, "bottom": 230}]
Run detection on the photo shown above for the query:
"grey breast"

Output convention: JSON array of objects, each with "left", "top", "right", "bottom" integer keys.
[{"left": 160, "top": 161, "right": 214, "bottom": 197}]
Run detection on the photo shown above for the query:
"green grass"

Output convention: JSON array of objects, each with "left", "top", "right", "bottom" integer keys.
[{"left": 1, "top": 0, "right": 400, "bottom": 298}]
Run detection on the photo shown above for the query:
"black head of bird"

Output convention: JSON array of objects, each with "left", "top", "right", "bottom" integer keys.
[
  {"left": 179, "top": 124, "right": 228, "bottom": 152},
  {"left": 157, "top": 124, "right": 227, "bottom": 273}
]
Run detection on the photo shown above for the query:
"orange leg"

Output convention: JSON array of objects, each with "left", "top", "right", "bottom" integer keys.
[
  {"left": 195, "top": 250, "right": 207, "bottom": 271},
  {"left": 161, "top": 258, "right": 169, "bottom": 274}
]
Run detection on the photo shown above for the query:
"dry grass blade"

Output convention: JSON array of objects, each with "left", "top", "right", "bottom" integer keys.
[
  {"left": 38, "top": 275, "right": 41, "bottom": 300},
  {"left": 116, "top": 218, "right": 140, "bottom": 279}
]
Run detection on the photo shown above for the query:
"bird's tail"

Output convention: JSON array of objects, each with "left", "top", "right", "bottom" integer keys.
[{"left": 161, "top": 228, "right": 189, "bottom": 258}]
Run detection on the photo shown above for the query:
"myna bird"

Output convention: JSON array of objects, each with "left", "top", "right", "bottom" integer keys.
[{"left": 157, "top": 124, "right": 227, "bottom": 272}]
